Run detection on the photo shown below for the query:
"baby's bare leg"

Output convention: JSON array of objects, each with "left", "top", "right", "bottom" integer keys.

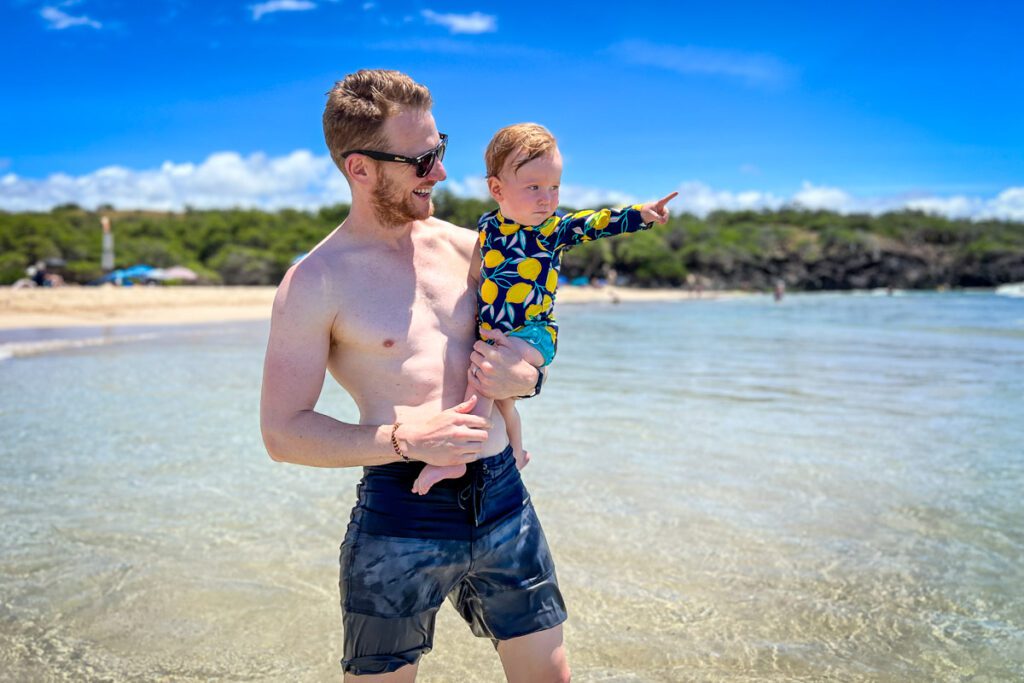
[
  {"left": 413, "top": 336, "right": 543, "bottom": 493},
  {"left": 411, "top": 462, "right": 467, "bottom": 495},
  {"left": 497, "top": 336, "right": 543, "bottom": 471},
  {"left": 495, "top": 399, "right": 530, "bottom": 470},
  {"left": 412, "top": 369, "right": 495, "bottom": 495}
]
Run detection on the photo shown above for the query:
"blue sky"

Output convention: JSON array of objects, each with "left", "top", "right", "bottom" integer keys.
[{"left": 1, "top": 0, "right": 1022, "bottom": 218}]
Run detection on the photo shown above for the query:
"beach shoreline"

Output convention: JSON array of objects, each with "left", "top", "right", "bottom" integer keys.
[{"left": 0, "top": 285, "right": 745, "bottom": 332}]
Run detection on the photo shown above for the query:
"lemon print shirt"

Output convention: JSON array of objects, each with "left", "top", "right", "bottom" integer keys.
[{"left": 476, "top": 205, "right": 652, "bottom": 356}]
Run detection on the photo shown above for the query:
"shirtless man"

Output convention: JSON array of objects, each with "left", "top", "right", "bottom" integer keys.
[{"left": 259, "top": 70, "right": 570, "bottom": 682}]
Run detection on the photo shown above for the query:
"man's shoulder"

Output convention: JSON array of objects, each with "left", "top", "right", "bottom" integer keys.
[
  {"left": 277, "top": 250, "right": 330, "bottom": 303},
  {"left": 421, "top": 216, "right": 477, "bottom": 252},
  {"left": 268, "top": 252, "right": 338, "bottom": 330},
  {"left": 421, "top": 215, "right": 464, "bottom": 233}
]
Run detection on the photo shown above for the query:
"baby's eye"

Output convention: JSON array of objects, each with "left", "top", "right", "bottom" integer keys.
[
  {"left": 551, "top": 186, "right": 560, "bottom": 191},
  {"left": 527, "top": 185, "right": 539, "bottom": 191}
]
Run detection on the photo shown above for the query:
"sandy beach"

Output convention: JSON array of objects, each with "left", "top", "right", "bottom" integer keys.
[{"left": 0, "top": 285, "right": 740, "bottom": 331}]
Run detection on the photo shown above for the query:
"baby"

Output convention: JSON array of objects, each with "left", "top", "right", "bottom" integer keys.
[{"left": 412, "top": 123, "right": 676, "bottom": 494}]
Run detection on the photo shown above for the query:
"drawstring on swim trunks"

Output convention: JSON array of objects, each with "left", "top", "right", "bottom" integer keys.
[{"left": 457, "top": 464, "right": 488, "bottom": 527}]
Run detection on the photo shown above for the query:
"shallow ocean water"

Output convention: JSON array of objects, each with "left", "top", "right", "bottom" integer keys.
[{"left": 1, "top": 292, "right": 1022, "bottom": 681}]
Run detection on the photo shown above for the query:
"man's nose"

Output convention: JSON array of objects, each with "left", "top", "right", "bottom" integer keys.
[{"left": 429, "top": 158, "right": 447, "bottom": 182}]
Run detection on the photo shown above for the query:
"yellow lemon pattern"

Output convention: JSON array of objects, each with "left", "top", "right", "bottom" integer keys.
[
  {"left": 480, "top": 278, "right": 498, "bottom": 305},
  {"left": 516, "top": 257, "right": 541, "bottom": 281},
  {"left": 476, "top": 206, "right": 652, "bottom": 362},
  {"left": 505, "top": 282, "right": 533, "bottom": 304},
  {"left": 545, "top": 268, "right": 558, "bottom": 293},
  {"left": 483, "top": 249, "right": 505, "bottom": 268}
]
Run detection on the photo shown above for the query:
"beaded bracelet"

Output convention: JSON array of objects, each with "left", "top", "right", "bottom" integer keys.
[{"left": 391, "top": 422, "right": 410, "bottom": 462}]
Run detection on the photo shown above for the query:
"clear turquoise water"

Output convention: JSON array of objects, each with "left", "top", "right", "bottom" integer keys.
[{"left": 1, "top": 292, "right": 1022, "bottom": 681}]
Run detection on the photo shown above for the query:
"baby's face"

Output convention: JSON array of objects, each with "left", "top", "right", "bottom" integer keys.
[{"left": 490, "top": 148, "right": 563, "bottom": 226}]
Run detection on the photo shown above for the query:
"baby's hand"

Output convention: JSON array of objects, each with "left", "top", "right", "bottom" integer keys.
[{"left": 640, "top": 191, "right": 678, "bottom": 225}]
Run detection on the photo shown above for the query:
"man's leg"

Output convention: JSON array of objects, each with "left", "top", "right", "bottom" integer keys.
[
  {"left": 497, "top": 625, "right": 570, "bottom": 683},
  {"left": 344, "top": 663, "right": 419, "bottom": 683}
]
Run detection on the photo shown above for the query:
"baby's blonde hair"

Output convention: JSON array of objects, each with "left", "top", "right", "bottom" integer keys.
[{"left": 484, "top": 123, "right": 558, "bottom": 178}]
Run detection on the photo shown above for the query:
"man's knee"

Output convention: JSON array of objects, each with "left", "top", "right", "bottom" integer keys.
[
  {"left": 496, "top": 625, "right": 570, "bottom": 683},
  {"left": 550, "top": 663, "right": 572, "bottom": 683},
  {"left": 545, "top": 648, "right": 571, "bottom": 683}
]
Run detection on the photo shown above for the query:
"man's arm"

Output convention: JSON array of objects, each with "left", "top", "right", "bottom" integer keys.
[
  {"left": 260, "top": 260, "right": 490, "bottom": 468},
  {"left": 468, "top": 327, "right": 547, "bottom": 400}
]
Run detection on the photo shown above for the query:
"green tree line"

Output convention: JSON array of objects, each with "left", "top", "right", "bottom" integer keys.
[{"left": 2, "top": 193, "right": 1023, "bottom": 289}]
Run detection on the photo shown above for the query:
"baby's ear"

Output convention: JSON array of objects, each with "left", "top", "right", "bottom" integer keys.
[{"left": 487, "top": 176, "right": 503, "bottom": 201}]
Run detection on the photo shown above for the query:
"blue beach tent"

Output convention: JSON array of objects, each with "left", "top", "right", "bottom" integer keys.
[{"left": 90, "top": 264, "right": 155, "bottom": 285}]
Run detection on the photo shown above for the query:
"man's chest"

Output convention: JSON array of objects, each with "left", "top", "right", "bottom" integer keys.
[{"left": 333, "top": 254, "right": 476, "bottom": 352}]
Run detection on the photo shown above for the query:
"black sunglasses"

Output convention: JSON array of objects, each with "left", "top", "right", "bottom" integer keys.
[{"left": 341, "top": 133, "right": 448, "bottom": 178}]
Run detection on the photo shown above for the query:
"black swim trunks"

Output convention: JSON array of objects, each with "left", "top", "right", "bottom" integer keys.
[{"left": 338, "top": 446, "right": 567, "bottom": 676}]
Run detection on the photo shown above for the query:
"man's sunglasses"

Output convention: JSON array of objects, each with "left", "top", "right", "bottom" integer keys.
[{"left": 341, "top": 133, "right": 448, "bottom": 178}]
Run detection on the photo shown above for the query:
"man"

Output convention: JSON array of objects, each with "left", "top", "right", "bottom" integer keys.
[{"left": 260, "top": 69, "right": 570, "bottom": 682}]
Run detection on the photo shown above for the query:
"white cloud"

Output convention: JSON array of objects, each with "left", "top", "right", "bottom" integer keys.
[
  {"left": 559, "top": 184, "right": 637, "bottom": 210},
  {"left": 40, "top": 6, "right": 101, "bottom": 30},
  {"left": 445, "top": 176, "right": 637, "bottom": 209},
  {"left": 444, "top": 175, "right": 490, "bottom": 200},
  {"left": 421, "top": 9, "right": 496, "bottom": 34},
  {"left": 792, "top": 181, "right": 853, "bottom": 212},
  {"left": 984, "top": 187, "right": 1024, "bottom": 221},
  {"left": 669, "top": 181, "right": 784, "bottom": 215},
  {"left": 250, "top": 0, "right": 316, "bottom": 21},
  {"left": 612, "top": 40, "right": 794, "bottom": 89},
  {"left": 3, "top": 155, "right": 1022, "bottom": 223},
  {"left": 0, "top": 150, "right": 350, "bottom": 212},
  {"left": 904, "top": 195, "right": 981, "bottom": 218}
]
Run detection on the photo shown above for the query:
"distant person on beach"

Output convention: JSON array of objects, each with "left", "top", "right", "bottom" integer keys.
[
  {"left": 30, "top": 262, "right": 47, "bottom": 287},
  {"left": 413, "top": 123, "right": 676, "bottom": 495},
  {"left": 259, "top": 70, "right": 570, "bottom": 681}
]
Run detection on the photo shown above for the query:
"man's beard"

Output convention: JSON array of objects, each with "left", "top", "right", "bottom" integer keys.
[{"left": 371, "top": 171, "right": 433, "bottom": 227}]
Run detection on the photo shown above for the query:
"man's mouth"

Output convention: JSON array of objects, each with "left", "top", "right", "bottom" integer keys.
[{"left": 413, "top": 188, "right": 432, "bottom": 198}]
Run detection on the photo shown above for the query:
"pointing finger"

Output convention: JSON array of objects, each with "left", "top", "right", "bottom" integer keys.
[{"left": 656, "top": 191, "right": 679, "bottom": 210}]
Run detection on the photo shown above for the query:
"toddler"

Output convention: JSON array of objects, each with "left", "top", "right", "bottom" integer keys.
[{"left": 413, "top": 123, "right": 676, "bottom": 494}]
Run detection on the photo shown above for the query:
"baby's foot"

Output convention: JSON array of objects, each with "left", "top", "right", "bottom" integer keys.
[
  {"left": 412, "top": 463, "right": 467, "bottom": 495},
  {"left": 514, "top": 448, "right": 531, "bottom": 471}
]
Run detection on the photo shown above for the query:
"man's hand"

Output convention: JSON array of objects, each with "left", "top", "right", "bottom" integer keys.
[
  {"left": 639, "top": 191, "right": 679, "bottom": 225},
  {"left": 469, "top": 328, "right": 540, "bottom": 400},
  {"left": 397, "top": 395, "right": 491, "bottom": 466}
]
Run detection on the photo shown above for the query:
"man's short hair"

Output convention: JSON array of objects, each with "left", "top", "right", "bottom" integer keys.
[
  {"left": 323, "top": 69, "right": 433, "bottom": 176},
  {"left": 485, "top": 123, "right": 558, "bottom": 178}
]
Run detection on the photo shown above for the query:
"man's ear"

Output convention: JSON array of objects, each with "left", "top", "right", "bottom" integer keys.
[
  {"left": 487, "top": 176, "right": 503, "bottom": 202},
  {"left": 345, "top": 155, "right": 375, "bottom": 187}
]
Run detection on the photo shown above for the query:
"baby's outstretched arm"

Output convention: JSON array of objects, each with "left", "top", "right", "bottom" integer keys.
[{"left": 552, "top": 191, "right": 679, "bottom": 249}]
